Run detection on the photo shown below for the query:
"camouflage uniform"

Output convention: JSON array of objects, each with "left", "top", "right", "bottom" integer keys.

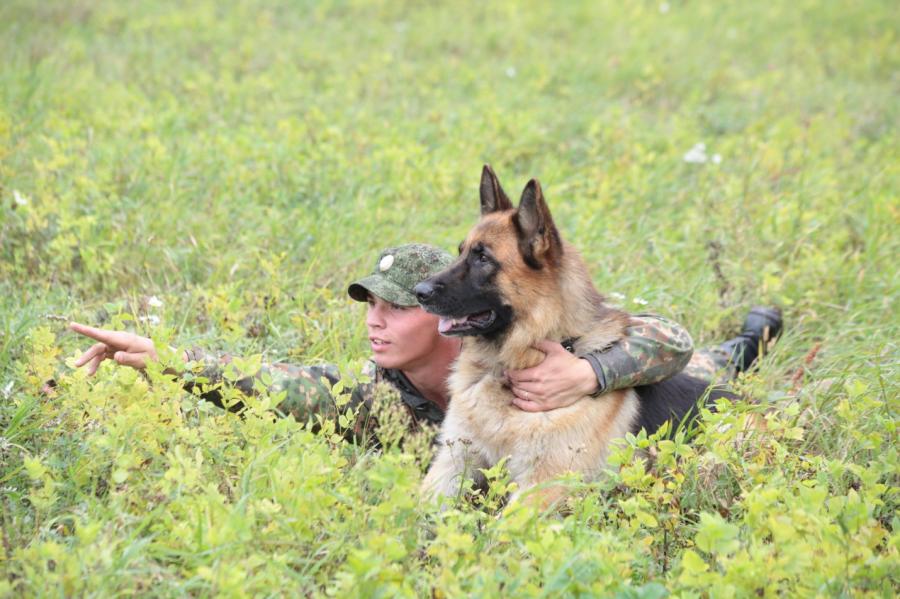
[
  {"left": 683, "top": 346, "right": 734, "bottom": 383},
  {"left": 184, "top": 313, "right": 707, "bottom": 427},
  {"left": 183, "top": 243, "right": 732, "bottom": 437}
]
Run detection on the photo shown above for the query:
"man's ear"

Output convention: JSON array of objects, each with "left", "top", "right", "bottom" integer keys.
[
  {"left": 480, "top": 164, "right": 513, "bottom": 214},
  {"left": 513, "top": 179, "right": 561, "bottom": 268}
]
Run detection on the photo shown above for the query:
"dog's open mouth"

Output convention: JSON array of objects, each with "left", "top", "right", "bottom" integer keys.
[{"left": 437, "top": 310, "right": 496, "bottom": 335}]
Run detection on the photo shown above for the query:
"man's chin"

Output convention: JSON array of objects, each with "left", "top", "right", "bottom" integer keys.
[{"left": 371, "top": 354, "right": 401, "bottom": 370}]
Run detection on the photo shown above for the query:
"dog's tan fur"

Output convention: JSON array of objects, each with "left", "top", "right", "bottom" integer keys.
[{"left": 421, "top": 168, "right": 640, "bottom": 508}]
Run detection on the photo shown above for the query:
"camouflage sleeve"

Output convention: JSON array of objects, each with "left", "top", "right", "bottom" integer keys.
[
  {"left": 181, "top": 349, "right": 379, "bottom": 440},
  {"left": 581, "top": 314, "right": 694, "bottom": 394}
]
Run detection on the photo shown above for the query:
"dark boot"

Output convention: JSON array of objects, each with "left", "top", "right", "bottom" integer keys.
[{"left": 718, "top": 306, "right": 783, "bottom": 373}]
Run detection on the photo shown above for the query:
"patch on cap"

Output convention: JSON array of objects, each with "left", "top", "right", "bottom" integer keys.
[{"left": 379, "top": 254, "right": 394, "bottom": 271}]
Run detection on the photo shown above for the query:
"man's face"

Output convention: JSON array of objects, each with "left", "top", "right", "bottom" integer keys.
[{"left": 366, "top": 293, "right": 443, "bottom": 371}]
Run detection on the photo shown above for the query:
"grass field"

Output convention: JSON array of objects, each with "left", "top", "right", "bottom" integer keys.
[{"left": 1, "top": 0, "right": 898, "bottom": 596}]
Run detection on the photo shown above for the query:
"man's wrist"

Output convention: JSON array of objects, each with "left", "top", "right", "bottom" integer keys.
[
  {"left": 159, "top": 348, "right": 193, "bottom": 377},
  {"left": 579, "top": 355, "right": 607, "bottom": 397}
]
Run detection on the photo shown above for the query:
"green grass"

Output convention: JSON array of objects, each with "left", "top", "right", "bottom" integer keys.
[{"left": 1, "top": 0, "right": 898, "bottom": 596}]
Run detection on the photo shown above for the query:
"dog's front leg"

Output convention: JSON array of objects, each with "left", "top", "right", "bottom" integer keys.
[
  {"left": 421, "top": 437, "right": 486, "bottom": 506},
  {"left": 506, "top": 456, "right": 570, "bottom": 512},
  {"left": 508, "top": 481, "right": 568, "bottom": 512}
]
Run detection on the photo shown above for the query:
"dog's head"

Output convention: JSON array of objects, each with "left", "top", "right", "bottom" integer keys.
[{"left": 414, "top": 165, "right": 563, "bottom": 338}]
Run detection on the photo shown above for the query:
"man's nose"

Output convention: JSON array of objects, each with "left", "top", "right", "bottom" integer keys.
[
  {"left": 414, "top": 280, "right": 443, "bottom": 303},
  {"left": 367, "top": 305, "right": 385, "bottom": 327}
]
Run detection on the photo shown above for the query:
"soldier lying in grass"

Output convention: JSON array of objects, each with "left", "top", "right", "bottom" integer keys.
[{"left": 69, "top": 243, "right": 782, "bottom": 441}]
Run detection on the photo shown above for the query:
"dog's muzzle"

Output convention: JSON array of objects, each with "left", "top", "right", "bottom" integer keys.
[{"left": 414, "top": 280, "right": 443, "bottom": 304}]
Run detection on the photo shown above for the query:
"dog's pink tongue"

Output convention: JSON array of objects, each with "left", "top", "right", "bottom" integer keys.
[{"left": 438, "top": 318, "right": 454, "bottom": 334}]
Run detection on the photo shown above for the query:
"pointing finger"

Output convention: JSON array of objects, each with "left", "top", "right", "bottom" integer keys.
[{"left": 69, "top": 322, "right": 134, "bottom": 349}]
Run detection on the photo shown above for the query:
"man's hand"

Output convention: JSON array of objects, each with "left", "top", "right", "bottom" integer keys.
[
  {"left": 70, "top": 322, "right": 159, "bottom": 375},
  {"left": 506, "top": 340, "right": 600, "bottom": 412}
]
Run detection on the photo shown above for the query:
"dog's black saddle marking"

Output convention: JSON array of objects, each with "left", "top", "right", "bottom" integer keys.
[{"left": 632, "top": 373, "right": 735, "bottom": 436}]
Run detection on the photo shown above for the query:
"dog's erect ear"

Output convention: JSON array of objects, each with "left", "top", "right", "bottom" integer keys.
[
  {"left": 480, "top": 164, "right": 513, "bottom": 214},
  {"left": 514, "top": 179, "right": 561, "bottom": 268}
]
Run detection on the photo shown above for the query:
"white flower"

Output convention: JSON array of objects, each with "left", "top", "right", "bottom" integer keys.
[
  {"left": 683, "top": 143, "right": 708, "bottom": 164},
  {"left": 13, "top": 190, "right": 28, "bottom": 206},
  {"left": 659, "top": 2, "right": 670, "bottom": 13},
  {"left": 712, "top": 153, "right": 722, "bottom": 164},
  {"left": 139, "top": 315, "right": 161, "bottom": 326},
  {"left": 147, "top": 295, "right": 164, "bottom": 308},
  {"left": 505, "top": 66, "right": 517, "bottom": 78},
  {"left": 609, "top": 292, "right": 626, "bottom": 301},
  {"left": 632, "top": 297, "right": 649, "bottom": 306}
]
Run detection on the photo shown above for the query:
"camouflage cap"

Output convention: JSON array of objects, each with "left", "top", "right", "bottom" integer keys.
[{"left": 348, "top": 243, "right": 454, "bottom": 306}]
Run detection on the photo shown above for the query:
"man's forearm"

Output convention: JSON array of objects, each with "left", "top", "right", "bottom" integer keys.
[
  {"left": 179, "top": 350, "right": 377, "bottom": 439},
  {"left": 584, "top": 314, "right": 694, "bottom": 394}
]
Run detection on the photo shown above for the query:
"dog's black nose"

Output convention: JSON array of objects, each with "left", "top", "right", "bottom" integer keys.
[{"left": 414, "top": 281, "right": 440, "bottom": 303}]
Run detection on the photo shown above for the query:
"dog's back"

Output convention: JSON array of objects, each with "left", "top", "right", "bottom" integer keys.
[{"left": 633, "top": 373, "right": 734, "bottom": 435}]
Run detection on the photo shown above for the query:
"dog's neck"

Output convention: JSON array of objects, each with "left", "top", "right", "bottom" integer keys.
[
  {"left": 458, "top": 337, "right": 542, "bottom": 379},
  {"left": 463, "top": 305, "right": 572, "bottom": 374}
]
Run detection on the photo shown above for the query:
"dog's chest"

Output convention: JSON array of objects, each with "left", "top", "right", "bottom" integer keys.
[
  {"left": 443, "top": 370, "right": 572, "bottom": 462},
  {"left": 447, "top": 373, "right": 510, "bottom": 423},
  {"left": 444, "top": 372, "right": 517, "bottom": 439}
]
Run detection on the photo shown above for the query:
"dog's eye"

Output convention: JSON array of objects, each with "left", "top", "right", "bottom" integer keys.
[{"left": 472, "top": 247, "right": 493, "bottom": 267}]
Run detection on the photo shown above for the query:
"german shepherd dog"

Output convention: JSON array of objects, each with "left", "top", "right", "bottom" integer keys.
[{"left": 415, "top": 165, "right": 729, "bottom": 508}]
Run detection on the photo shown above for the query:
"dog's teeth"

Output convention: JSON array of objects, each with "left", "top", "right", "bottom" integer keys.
[{"left": 439, "top": 316, "right": 470, "bottom": 333}]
